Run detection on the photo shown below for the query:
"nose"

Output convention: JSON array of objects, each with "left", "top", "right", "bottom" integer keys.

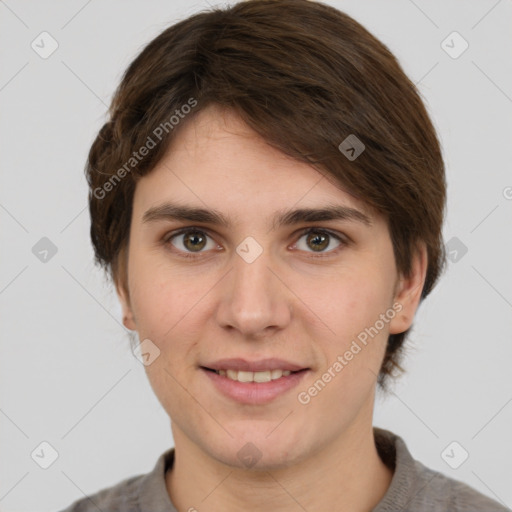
[{"left": 214, "top": 243, "right": 292, "bottom": 339}]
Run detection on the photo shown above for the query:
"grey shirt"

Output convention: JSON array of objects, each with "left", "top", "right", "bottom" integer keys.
[{"left": 58, "top": 428, "right": 509, "bottom": 511}]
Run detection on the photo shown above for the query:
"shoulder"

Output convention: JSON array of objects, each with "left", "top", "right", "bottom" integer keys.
[
  {"left": 410, "top": 459, "right": 509, "bottom": 512},
  {"left": 57, "top": 448, "right": 175, "bottom": 512},
  {"left": 57, "top": 472, "right": 144, "bottom": 512},
  {"left": 373, "top": 428, "right": 509, "bottom": 512}
]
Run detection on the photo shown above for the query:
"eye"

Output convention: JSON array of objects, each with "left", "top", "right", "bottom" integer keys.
[
  {"left": 164, "top": 228, "right": 218, "bottom": 258},
  {"left": 294, "top": 228, "right": 345, "bottom": 257},
  {"left": 163, "top": 227, "right": 347, "bottom": 260}
]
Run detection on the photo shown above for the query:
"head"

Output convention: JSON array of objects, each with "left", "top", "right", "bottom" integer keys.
[{"left": 87, "top": 0, "right": 446, "bottom": 468}]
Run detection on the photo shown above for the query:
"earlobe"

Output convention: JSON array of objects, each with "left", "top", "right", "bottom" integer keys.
[
  {"left": 116, "top": 281, "right": 137, "bottom": 331},
  {"left": 113, "top": 247, "right": 137, "bottom": 331},
  {"left": 122, "top": 314, "right": 136, "bottom": 330},
  {"left": 389, "top": 243, "right": 428, "bottom": 335}
]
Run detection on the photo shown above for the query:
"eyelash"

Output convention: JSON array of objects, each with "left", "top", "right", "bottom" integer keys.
[{"left": 162, "top": 227, "right": 348, "bottom": 260}]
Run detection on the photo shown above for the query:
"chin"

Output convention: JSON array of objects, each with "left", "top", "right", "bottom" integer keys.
[{"left": 205, "top": 428, "right": 310, "bottom": 471}]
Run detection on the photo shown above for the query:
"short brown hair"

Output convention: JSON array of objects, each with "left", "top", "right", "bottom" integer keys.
[{"left": 86, "top": 0, "right": 446, "bottom": 391}]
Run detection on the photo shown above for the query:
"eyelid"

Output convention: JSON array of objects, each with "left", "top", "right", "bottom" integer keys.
[
  {"left": 162, "top": 225, "right": 349, "bottom": 258},
  {"left": 292, "top": 227, "right": 348, "bottom": 257},
  {"left": 162, "top": 227, "right": 221, "bottom": 258}
]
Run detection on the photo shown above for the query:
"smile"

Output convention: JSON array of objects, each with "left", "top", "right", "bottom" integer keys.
[
  {"left": 212, "top": 368, "right": 292, "bottom": 382},
  {"left": 201, "top": 365, "right": 310, "bottom": 405}
]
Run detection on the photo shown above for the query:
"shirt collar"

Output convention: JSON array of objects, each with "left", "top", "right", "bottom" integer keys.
[{"left": 134, "top": 427, "right": 415, "bottom": 512}]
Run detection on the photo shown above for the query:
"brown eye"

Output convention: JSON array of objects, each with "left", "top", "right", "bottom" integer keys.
[
  {"left": 182, "top": 231, "right": 207, "bottom": 252},
  {"left": 166, "top": 229, "right": 216, "bottom": 255},
  {"left": 295, "top": 228, "right": 344, "bottom": 256},
  {"left": 306, "top": 231, "right": 329, "bottom": 252}
]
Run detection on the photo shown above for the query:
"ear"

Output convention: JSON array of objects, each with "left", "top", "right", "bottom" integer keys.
[
  {"left": 115, "top": 278, "right": 137, "bottom": 331},
  {"left": 389, "top": 242, "right": 428, "bottom": 335}
]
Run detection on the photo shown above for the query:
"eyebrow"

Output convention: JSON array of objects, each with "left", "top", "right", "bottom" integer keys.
[{"left": 142, "top": 202, "right": 372, "bottom": 229}]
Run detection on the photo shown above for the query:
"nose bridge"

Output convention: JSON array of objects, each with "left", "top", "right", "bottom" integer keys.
[{"left": 216, "top": 237, "right": 291, "bottom": 337}]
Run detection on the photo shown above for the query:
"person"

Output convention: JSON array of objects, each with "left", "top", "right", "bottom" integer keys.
[{"left": 59, "top": 1, "right": 508, "bottom": 510}]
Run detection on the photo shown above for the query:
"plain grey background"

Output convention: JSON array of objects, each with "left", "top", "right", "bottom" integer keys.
[{"left": 1, "top": 1, "right": 511, "bottom": 511}]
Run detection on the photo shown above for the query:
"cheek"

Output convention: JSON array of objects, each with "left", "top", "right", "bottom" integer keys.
[
  {"left": 310, "top": 267, "right": 395, "bottom": 394},
  {"left": 128, "top": 243, "right": 185, "bottom": 312},
  {"left": 127, "top": 253, "right": 184, "bottom": 340},
  {"left": 304, "top": 278, "right": 393, "bottom": 415},
  {"left": 313, "top": 266, "right": 393, "bottom": 335},
  {"left": 127, "top": 259, "right": 203, "bottom": 411}
]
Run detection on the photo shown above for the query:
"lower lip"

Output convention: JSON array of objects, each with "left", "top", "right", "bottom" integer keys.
[{"left": 201, "top": 368, "right": 309, "bottom": 405}]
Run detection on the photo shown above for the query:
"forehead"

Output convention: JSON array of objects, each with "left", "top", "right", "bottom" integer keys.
[{"left": 132, "top": 105, "right": 378, "bottom": 226}]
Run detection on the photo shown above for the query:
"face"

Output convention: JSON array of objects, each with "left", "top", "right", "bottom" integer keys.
[{"left": 118, "top": 105, "right": 425, "bottom": 469}]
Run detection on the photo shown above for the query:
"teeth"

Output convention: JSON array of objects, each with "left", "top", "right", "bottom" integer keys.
[{"left": 217, "top": 369, "right": 292, "bottom": 382}]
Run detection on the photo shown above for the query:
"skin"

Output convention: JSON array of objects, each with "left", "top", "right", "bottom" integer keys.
[{"left": 117, "top": 104, "right": 427, "bottom": 512}]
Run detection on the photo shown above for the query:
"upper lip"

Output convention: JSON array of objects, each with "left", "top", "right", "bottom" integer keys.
[{"left": 202, "top": 358, "right": 308, "bottom": 372}]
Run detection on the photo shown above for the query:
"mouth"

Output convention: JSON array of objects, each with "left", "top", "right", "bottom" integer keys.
[
  {"left": 202, "top": 367, "right": 305, "bottom": 383},
  {"left": 200, "top": 362, "right": 310, "bottom": 405}
]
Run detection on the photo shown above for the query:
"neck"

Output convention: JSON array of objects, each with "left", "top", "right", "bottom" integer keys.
[{"left": 166, "top": 422, "right": 393, "bottom": 512}]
